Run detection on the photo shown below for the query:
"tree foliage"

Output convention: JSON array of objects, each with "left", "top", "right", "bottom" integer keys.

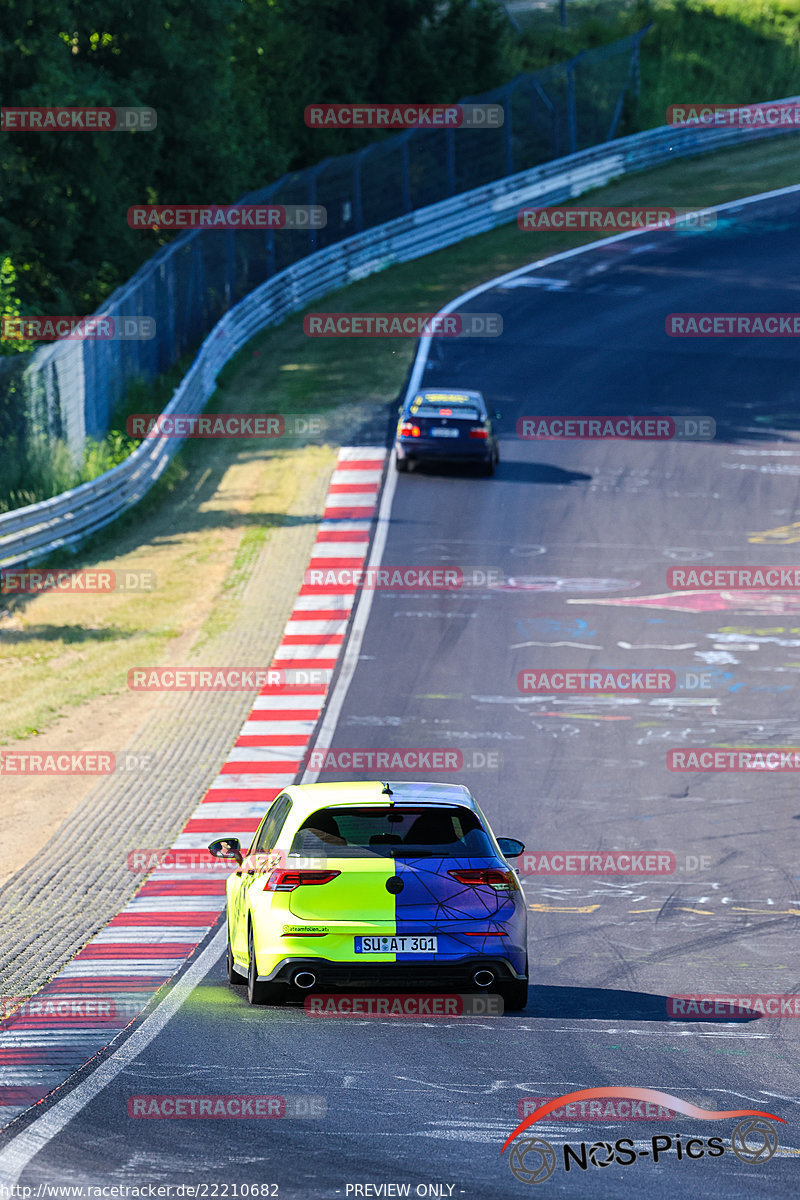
[{"left": 0, "top": 0, "right": 512, "bottom": 317}]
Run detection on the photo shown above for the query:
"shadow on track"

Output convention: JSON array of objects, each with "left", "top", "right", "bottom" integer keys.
[{"left": 528, "top": 984, "right": 762, "bottom": 1023}]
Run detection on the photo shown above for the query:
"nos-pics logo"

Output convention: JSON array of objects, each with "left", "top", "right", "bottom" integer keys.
[{"left": 502, "top": 1088, "right": 783, "bottom": 1184}]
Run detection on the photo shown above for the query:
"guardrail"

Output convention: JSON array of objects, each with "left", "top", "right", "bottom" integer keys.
[{"left": 2, "top": 104, "right": 798, "bottom": 568}]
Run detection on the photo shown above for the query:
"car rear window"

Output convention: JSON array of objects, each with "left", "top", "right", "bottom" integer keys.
[
  {"left": 412, "top": 405, "right": 482, "bottom": 422},
  {"left": 289, "top": 805, "right": 494, "bottom": 858}
]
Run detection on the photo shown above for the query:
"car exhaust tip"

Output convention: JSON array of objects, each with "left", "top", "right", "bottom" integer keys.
[
  {"left": 472, "top": 969, "right": 495, "bottom": 989},
  {"left": 292, "top": 970, "right": 317, "bottom": 990}
]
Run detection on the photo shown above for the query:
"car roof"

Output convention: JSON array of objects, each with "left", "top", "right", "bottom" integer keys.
[{"left": 279, "top": 779, "right": 478, "bottom": 819}]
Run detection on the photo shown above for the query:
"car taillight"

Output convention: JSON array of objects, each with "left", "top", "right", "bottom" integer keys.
[
  {"left": 460, "top": 930, "right": 510, "bottom": 937},
  {"left": 469, "top": 427, "right": 489, "bottom": 439},
  {"left": 400, "top": 422, "right": 421, "bottom": 438},
  {"left": 265, "top": 869, "right": 341, "bottom": 891},
  {"left": 449, "top": 869, "right": 517, "bottom": 890}
]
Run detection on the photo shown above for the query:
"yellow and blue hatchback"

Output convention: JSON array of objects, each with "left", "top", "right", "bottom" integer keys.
[{"left": 208, "top": 780, "right": 528, "bottom": 1008}]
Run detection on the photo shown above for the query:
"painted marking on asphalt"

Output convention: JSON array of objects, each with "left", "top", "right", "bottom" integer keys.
[
  {"left": 618, "top": 642, "right": 697, "bottom": 650},
  {"left": 537, "top": 713, "right": 631, "bottom": 721},
  {"left": 749, "top": 521, "right": 800, "bottom": 543},
  {"left": 571, "top": 591, "right": 800, "bottom": 615},
  {"left": 733, "top": 907, "right": 800, "bottom": 916},
  {"left": 510, "top": 640, "right": 598, "bottom": 650},
  {"left": 528, "top": 904, "right": 601, "bottom": 913}
]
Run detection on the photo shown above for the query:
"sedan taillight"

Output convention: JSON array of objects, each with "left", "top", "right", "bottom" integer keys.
[
  {"left": 449, "top": 868, "right": 518, "bottom": 890},
  {"left": 400, "top": 422, "right": 421, "bottom": 438},
  {"left": 265, "top": 869, "right": 341, "bottom": 891},
  {"left": 469, "top": 427, "right": 489, "bottom": 439}
]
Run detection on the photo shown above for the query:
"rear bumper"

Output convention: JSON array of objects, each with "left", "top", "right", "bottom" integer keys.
[
  {"left": 395, "top": 438, "right": 493, "bottom": 464},
  {"left": 259, "top": 955, "right": 526, "bottom": 987}
]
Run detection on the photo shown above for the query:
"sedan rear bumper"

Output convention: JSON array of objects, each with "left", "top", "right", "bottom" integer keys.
[
  {"left": 395, "top": 438, "right": 493, "bottom": 464},
  {"left": 260, "top": 955, "right": 525, "bottom": 987}
]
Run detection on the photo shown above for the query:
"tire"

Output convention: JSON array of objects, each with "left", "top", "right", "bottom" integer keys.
[
  {"left": 246, "top": 922, "right": 287, "bottom": 1006},
  {"left": 395, "top": 454, "right": 409, "bottom": 472},
  {"left": 479, "top": 457, "right": 495, "bottom": 477},
  {"left": 227, "top": 922, "right": 245, "bottom": 984}
]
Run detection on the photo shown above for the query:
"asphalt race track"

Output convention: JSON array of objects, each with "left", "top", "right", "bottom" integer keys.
[{"left": 1, "top": 187, "right": 799, "bottom": 1197}]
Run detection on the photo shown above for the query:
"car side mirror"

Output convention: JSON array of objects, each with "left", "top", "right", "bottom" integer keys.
[
  {"left": 497, "top": 837, "right": 524, "bottom": 858},
  {"left": 208, "top": 837, "right": 243, "bottom": 865}
]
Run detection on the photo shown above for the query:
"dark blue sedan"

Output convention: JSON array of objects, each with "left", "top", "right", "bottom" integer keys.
[{"left": 394, "top": 388, "right": 499, "bottom": 476}]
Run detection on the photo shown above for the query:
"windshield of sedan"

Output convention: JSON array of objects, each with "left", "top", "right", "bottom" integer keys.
[{"left": 289, "top": 805, "right": 494, "bottom": 858}]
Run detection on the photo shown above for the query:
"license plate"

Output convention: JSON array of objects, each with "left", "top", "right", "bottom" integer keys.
[
  {"left": 355, "top": 936, "right": 438, "bottom": 953},
  {"left": 430, "top": 427, "right": 459, "bottom": 438}
]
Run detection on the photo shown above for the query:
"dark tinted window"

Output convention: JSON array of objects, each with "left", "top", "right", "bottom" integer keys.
[
  {"left": 413, "top": 405, "right": 482, "bottom": 422},
  {"left": 289, "top": 805, "right": 493, "bottom": 858},
  {"left": 407, "top": 392, "right": 486, "bottom": 420}
]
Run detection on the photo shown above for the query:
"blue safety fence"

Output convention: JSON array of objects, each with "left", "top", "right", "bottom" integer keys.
[{"left": 14, "top": 26, "right": 651, "bottom": 464}]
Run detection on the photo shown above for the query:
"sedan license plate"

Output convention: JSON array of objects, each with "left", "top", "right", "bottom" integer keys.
[
  {"left": 430, "top": 427, "right": 459, "bottom": 438},
  {"left": 355, "top": 936, "right": 438, "bottom": 953}
]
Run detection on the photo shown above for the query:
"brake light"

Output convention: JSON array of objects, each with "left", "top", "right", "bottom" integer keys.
[
  {"left": 469, "top": 427, "right": 489, "bottom": 439},
  {"left": 400, "top": 422, "right": 421, "bottom": 438},
  {"left": 438, "top": 408, "right": 453, "bottom": 415},
  {"left": 265, "top": 869, "right": 341, "bottom": 891},
  {"left": 449, "top": 869, "right": 517, "bottom": 890},
  {"left": 461, "top": 930, "right": 510, "bottom": 937}
]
